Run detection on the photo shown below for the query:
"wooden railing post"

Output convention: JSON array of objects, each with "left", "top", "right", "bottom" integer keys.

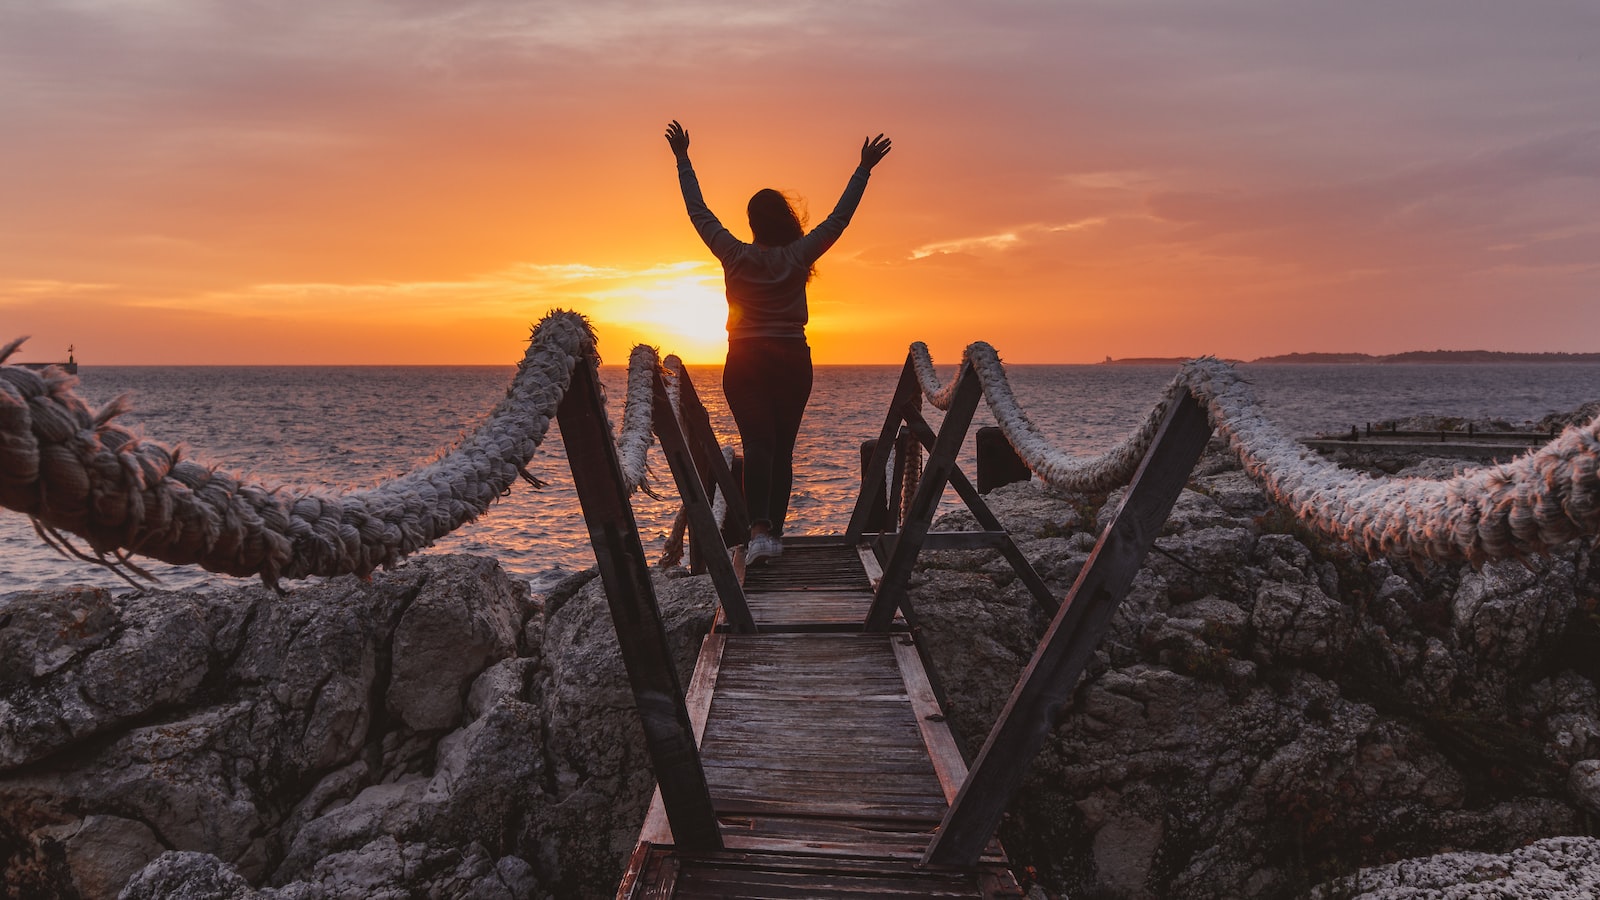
[
  {"left": 923, "top": 390, "right": 1213, "bottom": 865},
  {"left": 672, "top": 365, "right": 750, "bottom": 543},
  {"left": 651, "top": 370, "right": 757, "bottom": 633},
  {"left": 900, "top": 409, "right": 1059, "bottom": 619},
  {"left": 846, "top": 356, "right": 922, "bottom": 543},
  {"left": 889, "top": 425, "right": 919, "bottom": 530},
  {"left": 556, "top": 353, "right": 722, "bottom": 851},
  {"left": 864, "top": 362, "right": 983, "bottom": 631}
]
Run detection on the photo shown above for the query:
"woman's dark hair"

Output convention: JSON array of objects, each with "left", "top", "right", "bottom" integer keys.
[{"left": 747, "top": 189, "right": 805, "bottom": 247}]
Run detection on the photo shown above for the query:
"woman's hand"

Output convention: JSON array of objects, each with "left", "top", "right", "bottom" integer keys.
[
  {"left": 860, "top": 133, "right": 892, "bottom": 170},
  {"left": 665, "top": 120, "right": 691, "bottom": 160}
]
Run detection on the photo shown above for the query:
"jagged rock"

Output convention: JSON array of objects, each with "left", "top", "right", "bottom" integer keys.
[
  {"left": 1539, "top": 402, "right": 1600, "bottom": 431},
  {"left": 1250, "top": 580, "right": 1351, "bottom": 666},
  {"left": 0, "top": 586, "right": 119, "bottom": 686},
  {"left": 119, "top": 850, "right": 262, "bottom": 899},
  {"left": 2, "top": 552, "right": 717, "bottom": 899},
  {"left": 0, "top": 555, "right": 588, "bottom": 898},
  {"left": 122, "top": 841, "right": 542, "bottom": 900},
  {"left": 37, "top": 814, "right": 167, "bottom": 900},
  {"left": 0, "top": 585, "right": 250, "bottom": 769},
  {"left": 1310, "top": 834, "right": 1600, "bottom": 899},
  {"left": 1193, "top": 470, "right": 1273, "bottom": 520},
  {"left": 273, "top": 697, "right": 545, "bottom": 880},
  {"left": 520, "top": 571, "right": 717, "bottom": 897},
  {"left": 387, "top": 557, "right": 526, "bottom": 731},
  {"left": 468, "top": 658, "right": 538, "bottom": 721},
  {"left": 289, "top": 836, "right": 538, "bottom": 900},
  {"left": 1452, "top": 558, "right": 1579, "bottom": 669},
  {"left": 932, "top": 478, "right": 1082, "bottom": 538},
  {"left": 1567, "top": 759, "right": 1600, "bottom": 816},
  {"left": 912, "top": 472, "right": 1600, "bottom": 899},
  {"left": 1521, "top": 670, "right": 1600, "bottom": 767}
]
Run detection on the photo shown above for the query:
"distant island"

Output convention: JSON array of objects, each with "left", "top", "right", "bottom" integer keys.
[
  {"left": 1100, "top": 351, "right": 1600, "bottom": 365},
  {"left": 1251, "top": 350, "right": 1600, "bottom": 364},
  {"left": 1098, "top": 356, "right": 1199, "bottom": 366}
]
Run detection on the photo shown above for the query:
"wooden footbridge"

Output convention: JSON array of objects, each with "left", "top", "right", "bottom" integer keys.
[
  {"left": 13, "top": 312, "right": 1592, "bottom": 895},
  {"left": 555, "top": 350, "right": 1216, "bottom": 898}
]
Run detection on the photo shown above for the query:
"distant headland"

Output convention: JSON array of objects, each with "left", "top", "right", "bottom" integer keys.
[{"left": 1100, "top": 350, "right": 1600, "bottom": 365}]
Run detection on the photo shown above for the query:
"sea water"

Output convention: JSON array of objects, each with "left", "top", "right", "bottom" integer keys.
[{"left": 3, "top": 363, "right": 1597, "bottom": 595}]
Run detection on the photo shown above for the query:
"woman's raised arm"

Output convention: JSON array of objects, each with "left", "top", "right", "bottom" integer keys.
[
  {"left": 665, "top": 119, "right": 691, "bottom": 162},
  {"left": 792, "top": 132, "right": 892, "bottom": 264},
  {"left": 665, "top": 120, "right": 739, "bottom": 260},
  {"left": 860, "top": 133, "right": 892, "bottom": 171}
]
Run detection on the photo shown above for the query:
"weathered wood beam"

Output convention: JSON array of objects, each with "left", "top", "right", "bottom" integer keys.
[
  {"left": 637, "top": 633, "right": 728, "bottom": 846},
  {"left": 886, "top": 425, "right": 917, "bottom": 531},
  {"left": 846, "top": 356, "right": 922, "bottom": 543},
  {"left": 652, "top": 370, "right": 756, "bottom": 633},
  {"left": 924, "top": 390, "right": 1213, "bottom": 865},
  {"left": 902, "top": 409, "right": 1060, "bottom": 617},
  {"left": 865, "top": 362, "right": 983, "bottom": 631},
  {"left": 857, "top": 439, "right": 893, "bottom": 535},
  {"left": 673, "top": 365, "right": 750, "bottom": 543},
  {"left": 867, "top": 531, "right": 1012, "bottom": 552},
  {"left": 556, "top": 354, "right": 723, "bottom": 852}
]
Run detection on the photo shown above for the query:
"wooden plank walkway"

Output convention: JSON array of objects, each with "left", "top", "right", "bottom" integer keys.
[
  {"left": 619, "top": 536, "right": 1020, "bottom": 899},
  {"left": 566, "top": 349, "right": 1215, "bottom": 895}
]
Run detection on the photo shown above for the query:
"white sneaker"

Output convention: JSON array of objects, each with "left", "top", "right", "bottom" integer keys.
[{"left": 745, "top": 534, "right": 783, "bottom": 566}]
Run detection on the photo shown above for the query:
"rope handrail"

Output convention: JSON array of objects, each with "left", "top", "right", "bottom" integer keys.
[
  {"left": 0, "top": 320, "right": 732, "bottom": 585},
  {"left": 12, "top": 311, "right": 1593, "bottom": 587},
  {"left": 910, "top": 343, "right": 1600, "bottom": 566},
  {"left": 662, "top": 354, "right": 686, "bottom": 422},
  {"left": 616, "top": 344, "right": 661, "bottom": 494},
  {"left": 0, "top": 311, "right": 596, "bottom": 587}
]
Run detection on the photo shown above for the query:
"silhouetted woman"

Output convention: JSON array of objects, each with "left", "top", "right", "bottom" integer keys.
[{"left": 665, "top": 120, "right": 892, "bottom": 565}]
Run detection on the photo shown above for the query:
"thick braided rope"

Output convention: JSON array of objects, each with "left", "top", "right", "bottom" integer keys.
[
  {"left": 662, "top": 354, "right": 686, "bottom": 422},
  {"left": 1190, "top": 359, "right": 1600, "bottom": 565},
  {"left": 910, "top": 343, "right": 1600, "bottom": 565},
  {"left": 616, "top": 344, "right": 660, "bottom": 491},
  {"left": 712, "top": 444, "right": 735, "bottom": 531},
  {"left": 912, "top": 341, "right": 1172, "bottom": 491},
  {"left": 0, "top": 310, "right": 594, "bottom": 587}
]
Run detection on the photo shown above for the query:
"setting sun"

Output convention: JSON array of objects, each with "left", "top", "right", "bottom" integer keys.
[
  {"left": 598, "top": 269, "right": 729, "bottom": 360},
  {"left": 584, "top": 269, "right": 731, "bottom": 364}
]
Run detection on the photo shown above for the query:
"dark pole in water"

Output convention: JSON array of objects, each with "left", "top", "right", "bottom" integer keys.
[
  {"left": 859, "top": 439, "right": 891, "bottom": 533},
  {"left": 976, "top": 426, "right": 1030, "bottom": 493}
]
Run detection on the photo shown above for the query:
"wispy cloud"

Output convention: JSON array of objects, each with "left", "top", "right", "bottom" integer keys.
[
  {"left": 0, "top": 279, "right": 116, "bottom": 306},
  {"left": 120, "top": 260, "right": 717, "bottom": 319},
  {"left": 909, "top": 219, "right": 1106, "bottom": 260}
]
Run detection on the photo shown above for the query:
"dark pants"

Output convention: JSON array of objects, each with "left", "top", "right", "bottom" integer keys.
[{"left": 723, "top": 337, "right": 812, "bottom": 535}]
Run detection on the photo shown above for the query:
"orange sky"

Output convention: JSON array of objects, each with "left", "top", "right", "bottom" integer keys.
[{"left": 3, "top": 2, "right": 1599, "bottom": 365}]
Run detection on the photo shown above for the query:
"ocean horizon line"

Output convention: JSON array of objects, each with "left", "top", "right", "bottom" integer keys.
[{"left": 50, "top": 351, "right": 1600, "bottom": 369}]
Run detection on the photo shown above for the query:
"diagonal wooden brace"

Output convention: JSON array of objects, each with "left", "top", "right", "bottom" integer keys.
[
  {"left": 556, "top": 353, "right": 723, "bottom": 851},
  {"left": 865, "top": 361, "right": 983, "bottom": 631},
  {"left": 924, "top": 390, "right": 1213, "bottom": 865},
  {"left": 846, "top": 356, "right": 924, "bottom": 542},
  {"left": 652, "top": 369, "right": 756, "bottom": 633}
]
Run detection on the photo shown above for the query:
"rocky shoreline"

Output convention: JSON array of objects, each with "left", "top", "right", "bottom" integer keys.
[{"left": 4, "top": 433, "right": 1600, "bottom": 898}]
